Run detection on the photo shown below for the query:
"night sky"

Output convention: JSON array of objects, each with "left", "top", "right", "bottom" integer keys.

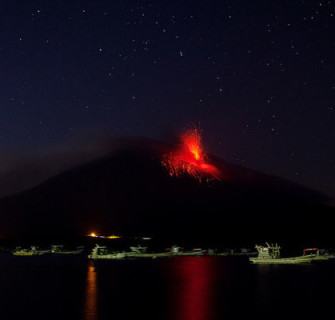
[{"left": 0, "top": 0, "right": 334, "bottom": 199}]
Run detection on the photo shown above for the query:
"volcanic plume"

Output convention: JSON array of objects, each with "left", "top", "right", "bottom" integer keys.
[{"left": 162, "top": 128, "right": 221, "bottom": 181}]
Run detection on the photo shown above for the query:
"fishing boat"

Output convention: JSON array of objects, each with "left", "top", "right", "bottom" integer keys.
[
  {"left": 88, "top": 245, "right": 127, "bottom": 260},
  {"left": 170, "top": 246, "right": 205, "bottom": 256},
  {"left": 129, "top": 245, "right": 148, "bottom": 253},
  {"left": 50, "top": 245, "right": 84, "bottom": 255},
  {"left": 12, "top": 246, "right": 50, "bottom": 256},
  {"left": 249, "top": 243, "right": 330, "bottom": 264}
]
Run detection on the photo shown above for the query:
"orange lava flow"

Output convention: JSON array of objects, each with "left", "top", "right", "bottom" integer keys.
[{"left": 163, "top": 128, "right": 221, "bottom": 181}]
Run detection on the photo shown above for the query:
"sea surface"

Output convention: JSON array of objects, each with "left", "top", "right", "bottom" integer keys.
[{"left": 0, "top": 254, "right": 334, "bottom": 320}]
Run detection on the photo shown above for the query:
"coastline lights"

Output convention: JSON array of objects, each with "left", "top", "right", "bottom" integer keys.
[
  {"left": 88, "top": 232, "right": 121, "bottom": 239},
  {"left": 107, "top": 235, "right": 121, "bottom": 239}
]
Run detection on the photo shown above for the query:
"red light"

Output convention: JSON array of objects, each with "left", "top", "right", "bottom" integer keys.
[
  {"left": 162, "top": 128, "right": 221, "bottom": 181},
  {"left": 171, "top": 257, "right": 215, "bottom": 320}
]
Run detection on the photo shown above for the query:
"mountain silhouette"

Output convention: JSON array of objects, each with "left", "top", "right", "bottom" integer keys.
[{"left": 0, "top": 138, "right": 333, "bottom": 247}]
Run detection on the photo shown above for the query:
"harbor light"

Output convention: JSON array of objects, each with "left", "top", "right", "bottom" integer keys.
[
  {"left": 88, "top": 232, "right": 121, "bottom": 239},
  {"left": 107, "top": 235, "right": 121, "bottom": 239}
]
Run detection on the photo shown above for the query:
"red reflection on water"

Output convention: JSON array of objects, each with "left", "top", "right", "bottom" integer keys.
[
  {"left": 172, "top": 257, "right": 215, "bottom": 320},
  {"left": 84, "top": 262, "right": 97, "bottom": 320}
]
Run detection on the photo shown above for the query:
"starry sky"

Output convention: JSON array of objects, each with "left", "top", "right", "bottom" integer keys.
[{"left": 0, "top": 0, "right": 334, "bottom": 199}]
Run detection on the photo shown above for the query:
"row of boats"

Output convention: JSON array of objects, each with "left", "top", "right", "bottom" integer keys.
[
  {"left": 88, "top": 244, "right": 335, "bottom": 264},
  {"left": 11, "top": 244, "right": 255, "bottom": 258},
  {"left": 11, "top": 243, "right": 335, "bottom": 264},
  {"left": 88, "top": 245, "right": 214, "bottom": 259},
  {"left": 12, "top": 245, "right": 84, "bottom": 256}
]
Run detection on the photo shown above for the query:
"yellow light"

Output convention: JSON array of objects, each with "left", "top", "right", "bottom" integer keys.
[
  {"left": 107, "top": 235, "right": 121, "bottom": 239},
  {"left": 89, "top": 232, "right": 97, "bottom": 237},
  {"left": 190, "top": 145, "right": 201, "bottom": 160}
]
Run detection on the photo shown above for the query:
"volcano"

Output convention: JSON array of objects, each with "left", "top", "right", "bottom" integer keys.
[
  {"left": 162, "top": 128, "right": 221, "bottom": 180},
  {"left": 0, "top": 137, "right": 333, "bottom": 246}
]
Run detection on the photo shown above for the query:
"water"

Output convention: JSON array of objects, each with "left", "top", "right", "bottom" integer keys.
[{"left": 0, "top": 255, "right": 334, "bottom": 320}]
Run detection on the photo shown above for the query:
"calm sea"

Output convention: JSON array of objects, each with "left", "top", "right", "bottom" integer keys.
[{"left": 0, "top": 254, "right": 334, "bottom": 320}]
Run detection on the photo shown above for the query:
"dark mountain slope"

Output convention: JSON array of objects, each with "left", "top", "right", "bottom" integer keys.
[{"left": 0, "top": 139, "right": 332, "bottom": 246}]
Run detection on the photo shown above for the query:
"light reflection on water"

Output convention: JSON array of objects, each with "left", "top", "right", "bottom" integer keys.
[
  {"left": 84, "top": 262, "right": 97, "bottom": 320},
  {"left": 172, "top": 257, "right": 216, "bottom": 320},
  {"left": 83, "top": 257, "right": 217, "bottom": 320},
  {"left": 79, "top": 257, "right": 334, "bottom": 320}
]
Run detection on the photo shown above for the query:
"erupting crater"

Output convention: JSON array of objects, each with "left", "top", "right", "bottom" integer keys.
[{"left": 162, "top": 128, "right": 221, "bottom": 181}]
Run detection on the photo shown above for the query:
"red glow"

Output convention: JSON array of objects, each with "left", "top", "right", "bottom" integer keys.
[
  {"left": 163, "top": 128, "right": 221, "bottom": 181},
  {"left": 172, "top": 257, "right": 215, "bottom": 320}
]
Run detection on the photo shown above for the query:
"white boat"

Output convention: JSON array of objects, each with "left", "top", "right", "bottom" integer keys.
[
  {"left": 51, "top": 245, "right": 84, "bottom": 255},
  {"left": 170, "top": 246, "right": 205, "bottom": 256},
  {"left": 129, "top": 245, "right": 148, "bottom": 253},
  {"left": 249, "top": 243, "right": 330, "bottom": 264},
  {"left": 88, "top": 245, "right": 126, "bottom": 260},
  {"left": 12, "top": 246, "right": 50, "bottom": 256}
]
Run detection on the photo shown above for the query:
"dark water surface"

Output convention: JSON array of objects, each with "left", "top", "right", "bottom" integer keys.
[{"left": 0, "top": 254, "right": 334, "bottom": 320}]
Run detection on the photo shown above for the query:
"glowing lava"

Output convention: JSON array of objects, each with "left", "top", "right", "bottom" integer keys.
[{"left": 163, "top": 128, "right": 221, "bottom": 181}]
